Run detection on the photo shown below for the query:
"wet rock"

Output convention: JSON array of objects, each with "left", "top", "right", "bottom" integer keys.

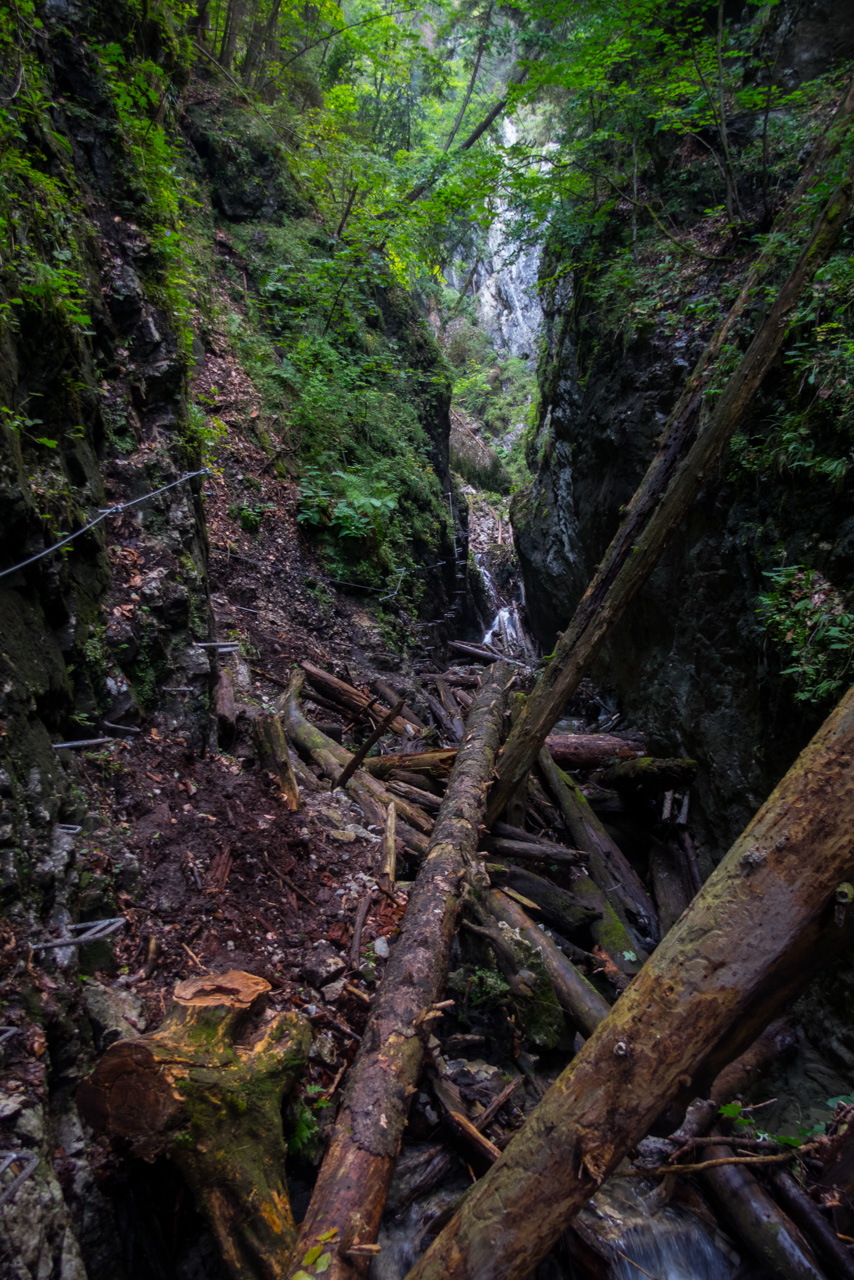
[
  {"left": 81, "top": 979, "right": 145, "bottom": 1051},
  {"left": 303, "top": 944, "right": 346, "bottom": 988}
]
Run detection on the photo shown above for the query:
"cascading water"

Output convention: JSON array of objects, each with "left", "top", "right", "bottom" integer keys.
[
  {"left": 474, "top": 548, "right": 536, "bottom": 665},
  {"left": 585, "top": 1178, "right": 741, "bottom": 1280}
]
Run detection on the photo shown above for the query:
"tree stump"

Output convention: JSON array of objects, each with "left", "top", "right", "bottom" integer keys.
[{"left": 78, "top": 971, "right": 311, "bottom": 1280}]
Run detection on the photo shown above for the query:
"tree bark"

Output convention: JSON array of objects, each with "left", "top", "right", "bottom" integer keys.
[
  {"left": 547, "top": 732, "right": 645, "bottom": 768},
  {"left": 300, "top": 661, "right": 415, "bottom": 737},
  {"left": 486, "top": 890, "right": 611, "bottom": 1037},
  {"left": 77, "top": 972, "right": 310, "bottom": 1280},
  {"left": 286, "top": 663, "right": 512, "bottom": 1280},
  {"left": 538, "top": 748, "right": 659, "bottom": 951},
  {"left": 254, "top": 712, "right": 300, "bottom": 810},
  {"left": 484, "top": 159, "right": 854, "bottom": 829},
  {"left": 404, "top": 684, "right": 854, "bottom": 1280}
]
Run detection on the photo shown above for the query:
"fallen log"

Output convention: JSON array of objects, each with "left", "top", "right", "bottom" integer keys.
[
  {"left": 286, "top": 662, "right": 511, "bottom": 1280},
  {"left": 387, "top": 780, "right": 443, "bottom": 812},
  {"left": 486, "top": 889, "right": 611, "bottom": 1038},
  {"left": 370, "top": 678, "right": 427, "bottom": 730},
  {"left": 448, "top": 639, "right": 503, "bottom": 664},
  {"left": 596, "top": 756, "right": 698, "bottom": 797},
  {"left": 301, "top": 660, "right": 415, "bottom": 737},
  {"left": 435, "top": 677, "right": 466, "bottom": 741},
  {"left": 364, "top": 749, "right": 457, "bottom": 780},
  {"left": 769, "top": 1169, "right": 854, "bottom": 1280},
  {"left": 78, "top": 972, "right": 310, "bottom": 1280},
  {"left": 484, "top": 152, "right": 854, "bottom": 829},
  {"left": 282, "top": 678, "right": 433, "bottom": 852},
  {"left": 701, "top": 1148, "right": 826, "bottom": 1280},
  {"left": 423, "top": 688, "right": 463, "bottom": 742},
  {"left": 483, "top": 837, "right": 586, "bottom": 866},
  {"left": 485, "top": 864, "right": 602, "bottom": 936},
  {"left": 404, "top": 683, "right": 854, "bottom": 1280},
  {"left": 547, "top": 732, "right": 645, "bottom": 768},
  {"left": 539, "top": 748, "right": 659, "bottom": 951}
]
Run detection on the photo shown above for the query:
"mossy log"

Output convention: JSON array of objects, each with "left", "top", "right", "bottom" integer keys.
[
  {"left": 484, "top": 158, "right": 854, "bottom": 829},
  {"left": 539, "top": 748, "right": 659, "bottom": 953},
  {"left": 405, "top": 684, "right": 854, "bottom": 1280},
  {"left": 364, "top": 749, "right": 458, "bottom": 780},
  {"left": 484, "top": 864, "right": 602, "bottom": 935},
  {"left": 253, "top": 713, "right": 300, "bottom": 810},
  {"left": 596, "top": 756, "right": 698, "bottom": 798},
  {"left": 285, "top": 663, "right": 512, "bottom": 1280},
  {"left": 77, "top": 971, "right": 310, "bottom": 1280},
  {"left": 486, "top": 889, "right": 611, "bottom": 1038}
]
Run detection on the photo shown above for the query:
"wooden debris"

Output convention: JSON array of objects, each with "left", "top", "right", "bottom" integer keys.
[
  {"left": 486, "top": 890, "right": 611, "bottom": 1038},
  {"left": 547, "top": 732, "right": 646, "bottom": 769},
  {"left": 300, "top": 660, "right": 414, "bottom": 736},
  {"left": 596, "top": 755, "right": 698, "bottom": 797},
  {"left": 334, "top": 699, "right": 405, "bottom": 790},
  {"left": 405, "top": 684, "right": 854, "bottom": 1280},
  {"left": 539, "top": 747, "right": 659, "bottom": 950},
  {"left": 285, "top": 663, "right": 511, "bottom": 1280}
]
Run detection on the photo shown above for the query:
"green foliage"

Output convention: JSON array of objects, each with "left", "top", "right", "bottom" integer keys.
[
  {"left": 449, "top": 964, "right": 512, "bottom": 1009},
  {"left": 220, "top": 221, "right": 452, "bottom": 606},
  {"left": 718, "top": 1100, "right": 804, "bottom": 1148},
  {"left": 297, "top": 466, "right": 398, "bottom": 542},
  {"left": 758, "top": 567, "right": 854, "bottom": 704},
  {"left": 287, "top": 1084, "right": 332, "bottom": 1160},
  {"left": 229, "top": 500, "right": 276, "bottom": 534}
]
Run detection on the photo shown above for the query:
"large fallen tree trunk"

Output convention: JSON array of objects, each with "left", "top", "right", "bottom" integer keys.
[
  {"left": 77, "top": 972, "right": 310, "bottom": 1280},
  {"left": 404, "top": 684, "right": 854, "bottom": 1280},
  {"left": 286, "top": 662, "right": 512, "bottom": 1280},
  {"left": 484, "top": 149, "right": 854, "bottom": 828}
]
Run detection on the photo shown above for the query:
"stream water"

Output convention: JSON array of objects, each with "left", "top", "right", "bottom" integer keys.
[{"left": 372, "top": 1174, "right": 746, "bottom": 1279}]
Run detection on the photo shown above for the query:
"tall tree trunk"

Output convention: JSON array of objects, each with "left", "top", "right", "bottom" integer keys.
[
  {"left": 485, "top": 153, "right": 854, "bottom": 828},
  {"left": 287, "top": 664, "right": 512, "bottom": 1280},
  {"left": 405, "top": 684, "right": 854, "bottom": 1280}
]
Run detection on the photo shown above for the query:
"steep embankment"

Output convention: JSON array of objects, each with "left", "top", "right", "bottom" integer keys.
[
  {"left": 0, "top": 5, "right": 473, "bottom": 1272},
  {"left": 513, "top": 2, "right": 854, "bottom": 859}
]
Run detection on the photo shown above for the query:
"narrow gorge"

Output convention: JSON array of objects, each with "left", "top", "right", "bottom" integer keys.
[{"left": 2, "top": 3, "right": 854, "bottom": 1280}]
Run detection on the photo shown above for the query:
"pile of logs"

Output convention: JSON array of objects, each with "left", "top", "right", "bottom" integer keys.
[{"left": 81, "top": 640, "right": 854, "bottom": 1280}]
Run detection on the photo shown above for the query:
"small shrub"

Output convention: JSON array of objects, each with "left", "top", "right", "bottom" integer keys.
[{"left": 758, "top": 566, "right": 854, "bottom": 704}]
